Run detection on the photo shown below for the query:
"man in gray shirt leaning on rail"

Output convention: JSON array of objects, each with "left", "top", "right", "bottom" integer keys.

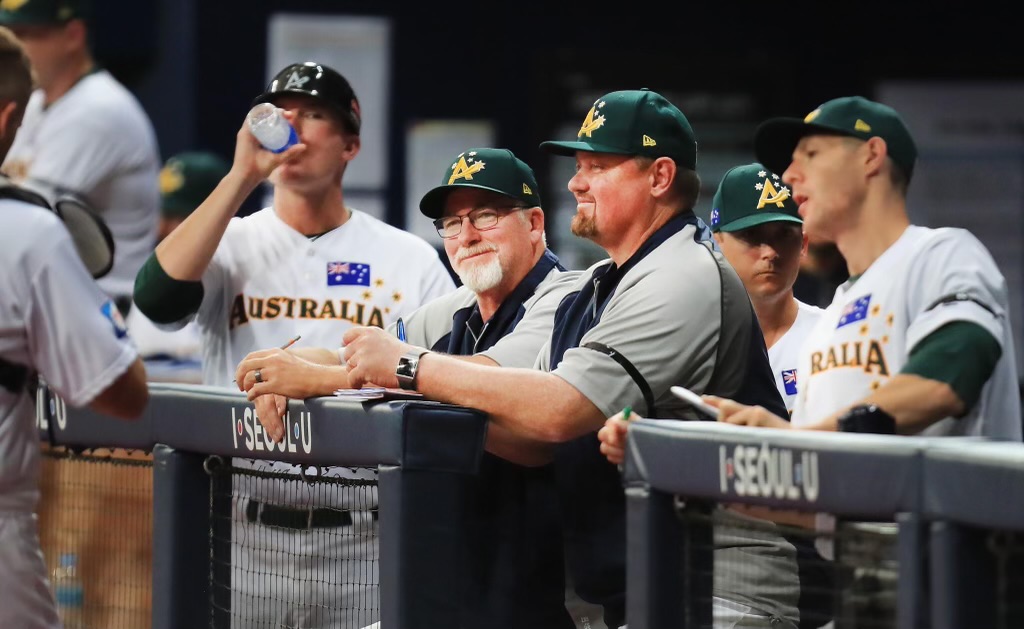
[{"left": 337, "top": 89, "right": 789, "bottom": 628}]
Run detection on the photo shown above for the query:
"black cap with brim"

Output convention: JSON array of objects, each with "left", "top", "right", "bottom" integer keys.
[{"left": 252, "top": 62, "right": 361, "bottom": 135}]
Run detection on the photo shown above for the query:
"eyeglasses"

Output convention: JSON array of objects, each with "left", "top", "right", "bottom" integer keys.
[{"left": 433, "top": 207, "right": 528, "bottom": 239}]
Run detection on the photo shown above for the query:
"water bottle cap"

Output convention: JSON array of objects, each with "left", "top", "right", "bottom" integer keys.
[
  {"left": 248, "top": 102, "right": 279, "bottom": 121},
  {"left": 59, "top": 552, "right": 78, "bottom": 568}
]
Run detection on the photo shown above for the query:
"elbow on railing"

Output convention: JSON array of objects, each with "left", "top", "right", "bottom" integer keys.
[{"left": 89, "top": 359, "right": 150, "bottom": 420}]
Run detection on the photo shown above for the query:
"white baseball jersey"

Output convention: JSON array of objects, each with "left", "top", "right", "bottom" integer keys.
[
  {"left": 207, "top": 207, "right": 453, "bottom": 629},
  {"left": 793, "top": 225, "right": 1021, "bottom": 440},
  {"left": 0, "top": 200, "right": 138, "bottom": 513},
  {"left": 2, "top": 71, "right": 161, "bottom": 299},
  {"left": 185, "top": 207, "right": 455, "bottom": 388},
  {"left": 768, "top": 300, "right": 824, "bottom": 415},
  {"left": 0, "top": 199, "right": 138, "bottom": 629}
]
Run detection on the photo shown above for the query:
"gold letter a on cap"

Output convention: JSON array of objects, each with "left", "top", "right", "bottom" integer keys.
[
  {"left": 578, "top": 106, "right": 606, "bottom": 138},
  {"left": 756, "top": 179, "right": 790, "bottom": 209},
  {"left": 448, "top": 156, "right": 486, "bottom": 185}
]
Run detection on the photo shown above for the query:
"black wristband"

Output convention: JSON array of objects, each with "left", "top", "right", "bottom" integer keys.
[{"left": 837, "top": 404, "right": 897, "bottom": 434}]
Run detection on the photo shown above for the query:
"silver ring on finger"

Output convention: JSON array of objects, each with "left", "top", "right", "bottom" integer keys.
[{"left": 254, "top": 369, "right": 263, "bottom": 384}]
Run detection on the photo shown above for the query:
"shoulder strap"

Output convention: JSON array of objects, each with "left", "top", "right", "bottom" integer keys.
[
  {"left": 0, "top": 176, "right": 53, "bottom": 211},
  {"left": 582, "top": 341, "right": 657, "bottom": 417}
]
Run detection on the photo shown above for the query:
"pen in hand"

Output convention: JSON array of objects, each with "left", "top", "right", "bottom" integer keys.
[
  {"left": 232, "top": 335, "right": 301, "bottom": 385},
  {"left": 396, "top": 318, "right": 406, "bottom": 342}
]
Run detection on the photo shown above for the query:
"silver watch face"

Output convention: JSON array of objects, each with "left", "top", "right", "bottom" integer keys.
[
  {"left": 397, "top": 356, "right": 417, "bottom": 379},
  {"left": 396, "top": 351, "right": 425, "bottom": 389}
]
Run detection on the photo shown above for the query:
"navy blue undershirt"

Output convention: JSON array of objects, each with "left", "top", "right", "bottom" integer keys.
[
  {"left": 436, "top": 248, "right": 573, "bottom": 629},
  {"left": 432, "top": 249, "right": 563, "bottom": 356}
]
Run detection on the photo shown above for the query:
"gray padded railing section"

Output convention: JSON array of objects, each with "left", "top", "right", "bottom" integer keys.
[
  {"left": 924, "top": 441, "right": 1024, "bottom": 629},
  {"left": 622, "top": 419, "right": 931, "bottom": 516},
  {"left": 39, "top": 382, "right": 488, "bottom": 471},
  {"left": 37, "top": 381, "right": 489, "bottom": 629},
  {"left": 924, "top": 440, "right": 1024, "bottom": 530},
  {"left": 621, "top": 419, "right": 940, "bottom": 629}
]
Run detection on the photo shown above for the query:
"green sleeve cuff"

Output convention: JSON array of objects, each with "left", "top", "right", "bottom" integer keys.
[
  {"left": 132, "top": 253, "right": 205, "bottom": 324},
  {"left": 902, "top": 321, "right": 1002, "bottom": 413}
]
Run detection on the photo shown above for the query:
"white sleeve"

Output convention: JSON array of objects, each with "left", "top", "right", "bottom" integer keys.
[
  {"left": 193, "top": 219, "right": 236, "bottom": 327},
  {"left": 25, "top": 221, "right": 138, "bottom": 407},
  {"left": 905, "top": 230, "right": 1008, "bottom": 352}
]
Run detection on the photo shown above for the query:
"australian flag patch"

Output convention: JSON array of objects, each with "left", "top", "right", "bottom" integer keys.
[
  {"left": 837, "top": 294, "right": 871, "bottom": 328},
  {"left": 782, "top": 369, "right": 798, "bottom": 396},
  {"left": 327, "top": 261, "right": 371, "bottom": 286}
]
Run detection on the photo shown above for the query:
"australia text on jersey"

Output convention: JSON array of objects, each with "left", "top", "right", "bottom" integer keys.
[
  {"left": 229, "top": 293, "right": 387, "bottom": 330},
  {"left": 812, "top": 293, "right": 893, "bottom": 378},
  {"left": 810, "top": 339, "right": 890, "bottom": 377}
]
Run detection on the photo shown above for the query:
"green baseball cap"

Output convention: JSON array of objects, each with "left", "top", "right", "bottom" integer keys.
[
  {"left": 0, "top": 0, "right": 90, "bottom": 25},
  {"left": 539, "top": 89, "right": 697, "bottom": 170},
  {"left": 754, "top": 95, "right": 918, "bottom": 180},
  {"left": 709, "top": 163, "right": 802, "bottom": 233},
  {"left": 419, "top": 148, "right": 541, "bottom": 219},
  {"left": 159, "top": 151, "right": 230, "bottom": 218}
]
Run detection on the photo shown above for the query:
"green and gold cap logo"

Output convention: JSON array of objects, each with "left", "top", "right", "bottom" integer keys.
[
  {"left": 539, "top": 89, "right": 697, "bottom": 170},
  {"left": 709, "top": 163, "right": 801, "bottom": 233},
  {"left": 419, "top": 148, "right": 541, "bottom": 219},
  {"left": 159, "top": 151, "right": 230, "bottom": 218}
]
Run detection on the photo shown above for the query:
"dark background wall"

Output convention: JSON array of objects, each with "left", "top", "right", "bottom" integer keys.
[{"left": 95, "top": 1, "right": 1022, "bottom": 224}]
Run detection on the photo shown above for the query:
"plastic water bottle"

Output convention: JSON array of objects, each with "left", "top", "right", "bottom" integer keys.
[
  {"left": 53, "top": 552, "right": 86, "bottom": 628},
  {"left": 247, "top": 102, "right": 299, "bottom": 153}
]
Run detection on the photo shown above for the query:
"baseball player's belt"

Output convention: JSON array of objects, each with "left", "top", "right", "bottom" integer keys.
[
  {"left": 245, "top": 500, "right": 379, "bottom": 530},
  {"left": 0, "top": 355, "right": 35, "bottom": 395}
]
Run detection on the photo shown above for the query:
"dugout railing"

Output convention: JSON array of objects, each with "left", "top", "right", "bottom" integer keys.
[
  {"left": 622, "top": 419, "right": 938, "bottom": 629},
  {"left": 924, "top": 440, "right": 1024, "bottom": 629},
  {"left": 38, "top": 381, "right": 488, "bottom": 629}
]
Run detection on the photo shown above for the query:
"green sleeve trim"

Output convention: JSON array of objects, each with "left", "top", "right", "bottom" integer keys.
[
  {"left": 902, "top": 321, "right": 1002, "bottom": 413},
  {"left": 132, "top": 253, "right": 205, "bottom": 324}
]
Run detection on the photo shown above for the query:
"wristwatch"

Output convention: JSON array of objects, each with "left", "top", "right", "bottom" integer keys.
[{"left": 396, "top": 350, "right": 431, "bottom": 391}]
